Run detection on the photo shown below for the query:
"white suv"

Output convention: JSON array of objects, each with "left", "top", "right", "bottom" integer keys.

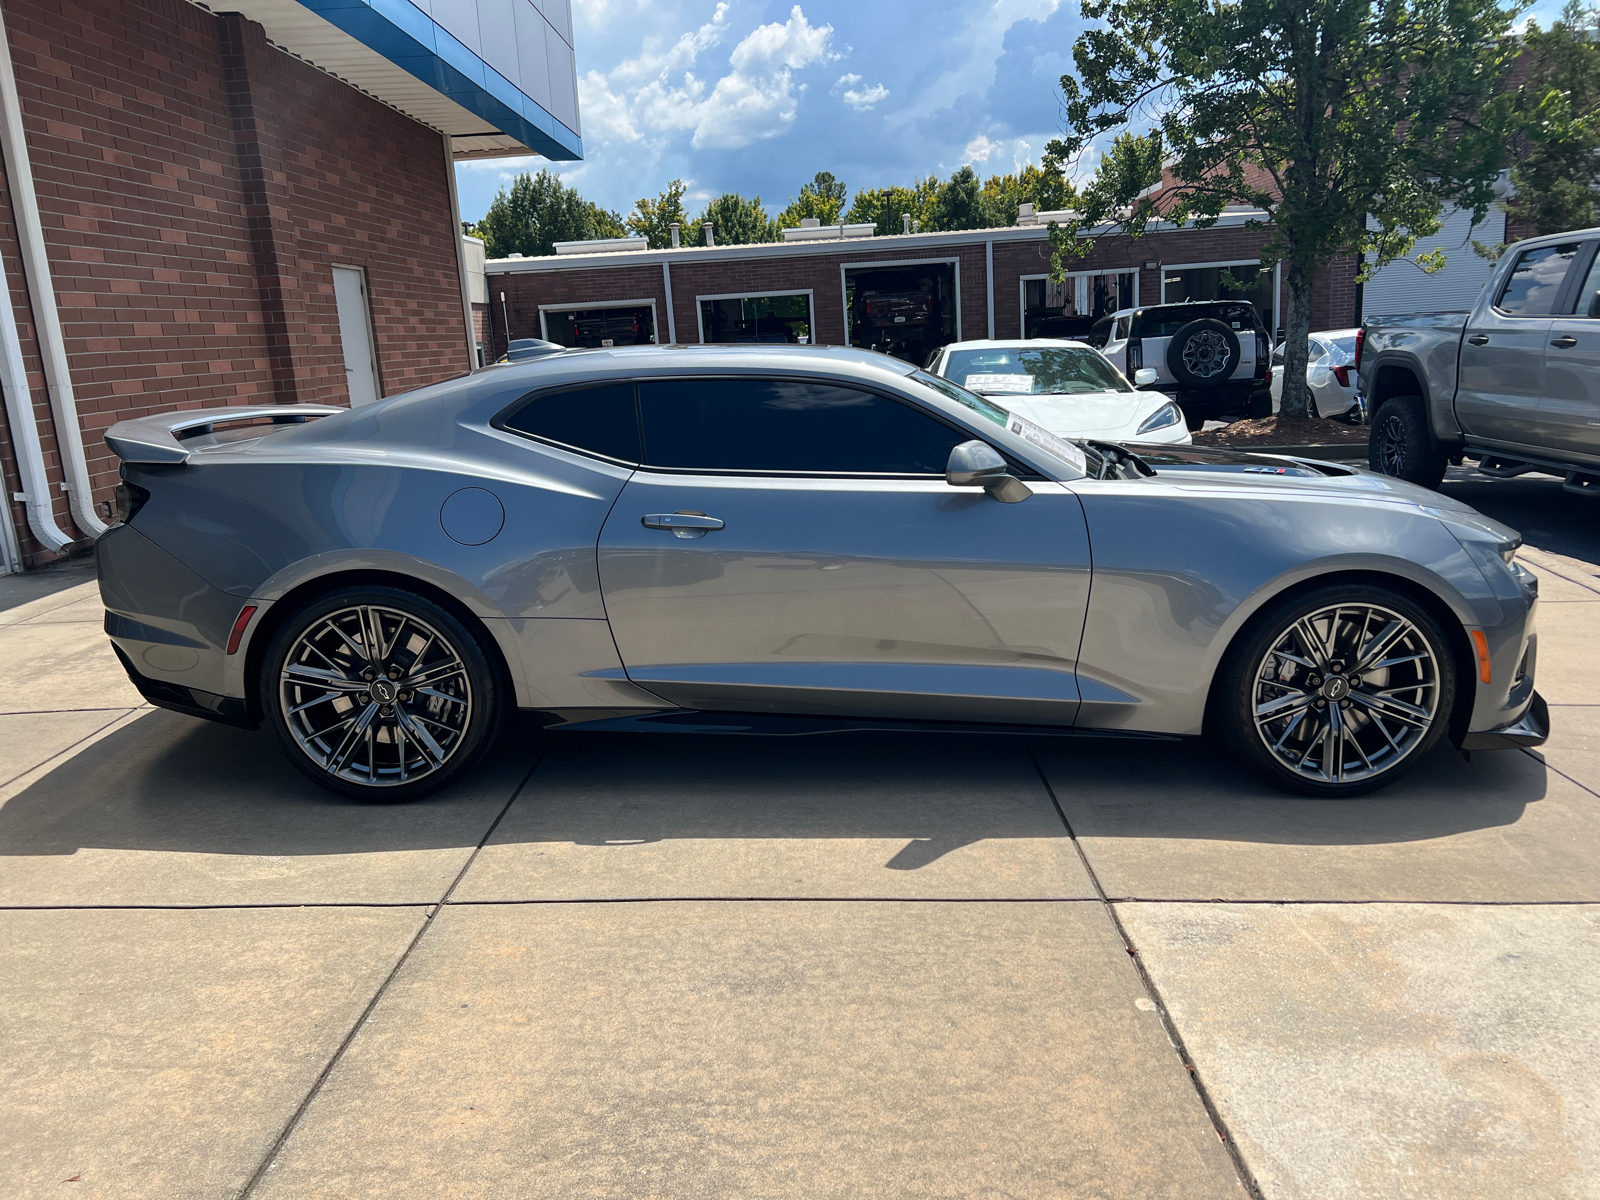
[{"left": 1099, "top": 301, "right": 1273, "bottom": 427}]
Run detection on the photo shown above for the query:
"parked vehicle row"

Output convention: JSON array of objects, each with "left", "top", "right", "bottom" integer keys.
[
  {"left": 1359, "top": 226, "right": 1600, "bottom": 492},
  {"left": 100, "top": 343, "right": 1544, "bottom": 804}
]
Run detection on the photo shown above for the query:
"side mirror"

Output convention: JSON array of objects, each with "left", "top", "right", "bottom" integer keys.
[
  {"left": 1132, "top": 367, "right": 1158, "bottom": 387},
  {"left": 946, "top": 440, "right": 1032, "bottom": 503},
  {"left": 1587, "top": 290, "right": 1600, "bottom": 319}
]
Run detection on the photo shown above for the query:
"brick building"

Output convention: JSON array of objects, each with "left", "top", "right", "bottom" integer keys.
[
  {"left": 0, "top": 0, "right": 581, "bottom": 572},
  {"left": 483, "top": 210, "right": 1359, "bottom": 364}
]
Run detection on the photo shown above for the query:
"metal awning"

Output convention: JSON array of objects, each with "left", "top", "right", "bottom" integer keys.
[{"left": 221, "top": 0, "right": 582, "bottom": 160}]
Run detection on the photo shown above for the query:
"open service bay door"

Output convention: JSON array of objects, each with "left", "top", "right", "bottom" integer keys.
[{"left": 332, "top": 265, "right": 381, "bottom": 407}]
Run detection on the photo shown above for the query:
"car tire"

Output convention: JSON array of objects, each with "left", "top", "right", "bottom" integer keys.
[
  {"left": 1246, "top": 388, "right": 1273, "bottom": 419},
  {"left": 261, "top": 586, "right": 505, "bottom": 802},
  {"left": 1165, "top": 319, "right": 1241, "bottom": 389},
  {"left": 1369, "top": 396, "right": 1447, "bottom": 489},
  {"left": 1213, "top": 583, "right": 1456, "bottom": 797}
]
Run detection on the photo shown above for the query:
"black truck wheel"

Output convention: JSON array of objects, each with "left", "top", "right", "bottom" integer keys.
[
  {"left": 1166, "top": 319, "right": 1241, "bottom": 389},
  {"left": 1369, "top": 396, "right": 1447, "bottom": 490}
]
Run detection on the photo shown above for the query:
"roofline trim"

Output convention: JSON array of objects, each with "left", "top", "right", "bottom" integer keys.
[{"left": 483, "top": 210, "right": 1273, "bottom": 274}]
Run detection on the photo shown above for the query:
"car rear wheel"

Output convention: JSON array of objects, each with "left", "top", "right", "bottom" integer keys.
[
  {"left": 1215, "top": 584, "right": 1455, "bottom": 797},
  {"left": 262, "top": 586, "right": 503, "bottom": 801},
  {"left": 1369, "top": 396, "right": 1447, "bottom": 489}
]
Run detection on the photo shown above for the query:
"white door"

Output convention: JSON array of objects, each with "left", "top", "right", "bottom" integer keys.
[{"left": 332, "top": 265, "right": 380, "bottom": 407}]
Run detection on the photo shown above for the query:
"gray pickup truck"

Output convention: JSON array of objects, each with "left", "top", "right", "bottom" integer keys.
[{"left": 1359, "top": 226, "right": 1600, "bottom": 492}]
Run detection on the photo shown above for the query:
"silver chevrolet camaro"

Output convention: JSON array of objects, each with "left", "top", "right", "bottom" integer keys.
[{"left": 98, "top": 345, "right": 1546, "bottom": 801}]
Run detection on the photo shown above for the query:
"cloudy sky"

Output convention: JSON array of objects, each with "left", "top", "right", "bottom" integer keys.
[{"left": 452, "top": 0, "right": 1573, "bottom": 225}]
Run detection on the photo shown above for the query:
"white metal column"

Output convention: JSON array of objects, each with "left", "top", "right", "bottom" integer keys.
[{"left": 662, "top": 261, "right": 677, "bottom": 344}]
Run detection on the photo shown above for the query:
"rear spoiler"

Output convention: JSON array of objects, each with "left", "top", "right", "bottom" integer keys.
[{"left": 104, "top": 405, "right": 345, "bottom": 464}]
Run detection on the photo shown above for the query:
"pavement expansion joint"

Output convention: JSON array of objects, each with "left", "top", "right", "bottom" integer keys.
[
  {"left": 235, "top": 743, "right": 550, "bottom": 1200},
  {"left": 1027, "top": 744, "right": 1267, "bottom": 1200}
]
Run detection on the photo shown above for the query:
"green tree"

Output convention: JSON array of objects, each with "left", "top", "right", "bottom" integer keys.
[
  {"left": 474, "top": 169, "right": 627, "bottom": 258},
  {"left": 691, "top": 192, "right": 780, "bottom": 245},
  {"left": 778, "top": 171, "right": 849, "bottom": 227},
  {"left": 1504, "top": 2, "right": 1600, "bottom": 235},
  {"left": 1049, "top": 0, "right": 1523, "bottom": 419},
  {"left": 931, "top": 165, "right": 987, "bottom": 230},
  {"left": 627, "top": 179, "right": 689, "bottom": 248},
  {"left": 980, "top": 163, "right": 1078, "bottom": 226},
  {"left": 845, "top": 176, "right": 940, "bottom": 234}
]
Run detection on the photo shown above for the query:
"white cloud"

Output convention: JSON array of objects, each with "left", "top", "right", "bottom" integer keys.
[
  {"left": 574, "top": 4, "right": 835, "bottom": 154},
  {"left": 963, "top": 134, "right": 999, "bottom": 163},
  {"left": 833, "top": 73, "right": 888, "bottom": 111}
]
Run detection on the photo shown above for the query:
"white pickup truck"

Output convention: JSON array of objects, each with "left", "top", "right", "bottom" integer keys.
[{"left": 1359, "top": 227, "right": 1600, "bottom": 493}]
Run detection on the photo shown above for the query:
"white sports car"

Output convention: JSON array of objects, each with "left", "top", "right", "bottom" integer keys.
[{"left": 929, "top": 339, "right": 1192, "bottom": 445}]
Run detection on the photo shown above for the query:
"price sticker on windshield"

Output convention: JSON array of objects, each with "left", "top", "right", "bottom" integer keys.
[
  {"left": 1009, "top": 415, "right": 1087, "bottom": 475},
  {"left": 964, "top": 373, "right": 1035, "bottom": 394}
]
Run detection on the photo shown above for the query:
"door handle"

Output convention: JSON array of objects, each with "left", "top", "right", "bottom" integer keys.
[
  {"left": 642, "top": 511, "right": 725, "bottom": 539},
  {"left": 1551, "top": 335, "right": 1579, "bottom": 348},
  {"left": 1466, "top": 334, "right": 1490, "bottom": 346}
]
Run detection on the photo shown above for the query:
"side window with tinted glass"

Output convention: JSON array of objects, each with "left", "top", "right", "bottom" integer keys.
[
  {"left": 638, "top": 379, "right": 968, "bottom": 474},
  {"left": 1566, "top": 245, "right": 1600, "bottom": 317},
  {"left": 1496, "top": 243, "right": 1581, "bottom": 315},
  {"left": 499, "top": 383, "right": 640, "bottom": 463}
]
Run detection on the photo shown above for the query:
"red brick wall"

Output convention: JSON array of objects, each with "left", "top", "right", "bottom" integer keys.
[
  {"left": 1310, "top": 253, "right": 1361, "bottom": 332},
  {"left": 0, "top": 0, "right": 469, "bottom": 567}
]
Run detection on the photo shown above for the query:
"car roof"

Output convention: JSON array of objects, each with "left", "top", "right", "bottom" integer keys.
[
  {"left": 485, "top": 342, "right": 921, "bottom": 386},
  {"left": 940, "top": 339, "right": 1096, "bottom": 351}
]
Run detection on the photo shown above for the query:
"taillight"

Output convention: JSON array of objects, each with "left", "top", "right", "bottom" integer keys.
[
  {"left": 113, "top": 480, "right": 149, "bottom": 525},
  {"left": 1353, "top": 327, "right": 1366, "bottom": 371},
  {"left": 1127, "top": 340, "right": 1143, "bottom": 370},
  {"left": 1332, "top": 365, "right": 1351, "bottom": 388}
]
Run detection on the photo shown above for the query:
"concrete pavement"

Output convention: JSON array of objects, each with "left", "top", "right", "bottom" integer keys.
[{"left": 1, "top": 470, "right": 1597, "bottom": 1198}]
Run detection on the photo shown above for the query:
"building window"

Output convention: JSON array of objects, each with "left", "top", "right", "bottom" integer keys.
[
  {"left": 699, "top": 293, "right": 813, "bottom": 343},
  {"left": 543, "top": 305, "right": 657, "bottom": 347},
  {"left": 1163, "top": 263, "right": 1276, "bottom": 332},
  {"left": 1023, "top": 271, "right": 1135, "bottom": 342}
]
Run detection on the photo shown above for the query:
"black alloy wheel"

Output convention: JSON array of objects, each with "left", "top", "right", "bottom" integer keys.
[
  {"left": 1215, "top": 584, "right": 1456, "bottom": 797},
  {"left": 1368, "top": 396, "right": 1447, "bottom": 489},
  {"left": 261, "top": 586, "right": 503, "bottom": 801}
]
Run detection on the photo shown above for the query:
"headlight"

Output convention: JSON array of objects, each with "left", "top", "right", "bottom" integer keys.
[
  {"left": 1498, "top": 538, "right": 1519, "bottom": 565},
  {"left": 1136, "top": 402, "right": 1183, "bottom": 435}
]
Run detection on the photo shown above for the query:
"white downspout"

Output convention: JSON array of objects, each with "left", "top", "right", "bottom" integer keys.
[
  {"left": 442, "top": 134, "right": 477, "bottom": 370},
  {"left": 0, "top": 232, "right": 72, "bottom": 554},
  {"left": 0, "top": 3, "right": 105, "bottom": 539}
]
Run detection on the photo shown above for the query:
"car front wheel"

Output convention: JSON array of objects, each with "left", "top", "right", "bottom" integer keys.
[
  {"left": 261, "top": 586, "right": 504, "bottom": 801},
  {"left": 1215, "top": 585, "right": 1456, "bottom": 796}
]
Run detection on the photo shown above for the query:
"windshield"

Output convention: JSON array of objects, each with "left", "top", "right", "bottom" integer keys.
[
  {"left": 908, "top": 369, "right": 1010, "bottom": 426},
  {"left": 942, "top": 346, "right": 1129, "bottom": 396}
]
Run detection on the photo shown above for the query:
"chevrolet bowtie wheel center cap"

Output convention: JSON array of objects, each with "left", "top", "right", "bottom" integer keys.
[
  {"left": 1320, "top": 675, "right": 1352, "bottom": 702},
  {"left": 369, "top": 678, "right": 398, "bottom": 704}
]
